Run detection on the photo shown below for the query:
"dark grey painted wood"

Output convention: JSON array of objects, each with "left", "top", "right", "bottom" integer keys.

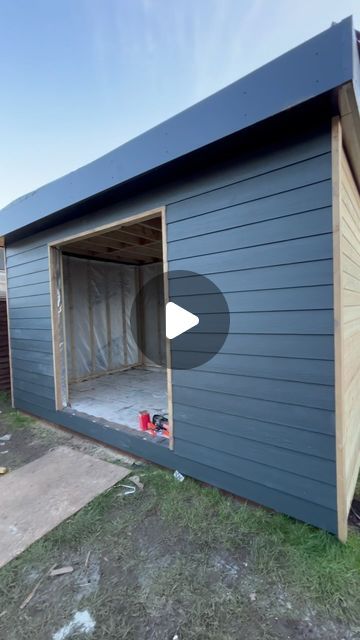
[
  {"left": 6, "top": 269, "right": 50, "bottom": 287},
  {"left": 168, "top": 181, "right": 331, "bottom": 239},
  {"left": 5, "top": 125, "right": 337, "bottom": 534},
  {"left": 173, "top": 370, "right": 334, "bottom": 411},
  {"left": 172, "top": 334, "right": 334, "bottom": 360},
  {"left": 168, "top": 208, "right": 332, "bottom": 261},
  {"left": 172, "top": 386, "right": 334, "bottom": 435},
  {"left": 7, "top": 258, "right": 49, "bottom": 278},
  {"left": 11, "top": 339, "right": 53, "bottom": 353},
  {"left": 174, "top": 439, "right": 336, "bottom": 509},
  {"left": 173, "top": 405, "right": 335, "bottom": 460},
  {"left": 173, "top": 285, "right": 333, "bottom": 313},
  {"left": 12, "top": 368, "right": 55, "bottom": 389},
  {"left": 8, "top": 282, "right": 50, "bottom": 298},
  {"left": 9, "top": 307, "right": 52, "bottom": 320},
  {"left": 169, "top": 234, "right": 333, "bottom": 274},
  {"left": 193, "top": 310, "right": 333, "bottom": 334},
  {"left": 175, "top": 425, "right": 335, "bottom": 484},
  {"left": 171, "top": 354, "right": 334, "bottom": 385},
  {"left": 169, "top": 259, "right": 334, "bottom": 294},
  {"left": 167, "top": 154, "right": 331, "bottom": 224},
  {"left": 11, "top": 328, "right": 52, "bottom": 341},
  {"left": 8, "top": 398, "right": 338, "bottom": 533}
]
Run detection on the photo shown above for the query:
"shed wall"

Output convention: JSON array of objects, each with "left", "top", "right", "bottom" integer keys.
[
  {"left": 341, "top": 151, "right": 360, "bottom": 511},
  {"left": 5, "top": 124, "right": 337, "bottom": 533},
  {"left": 333, "top": 116, "right": 360, "bottom": 541}
]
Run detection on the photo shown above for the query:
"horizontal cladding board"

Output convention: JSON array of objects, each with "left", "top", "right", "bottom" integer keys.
[
  {"left": 343, "top": 271, "right": 360, "bottom": 293},
  {"left": 169, "top": 260, "right": 333, "bottom": 295},
  {"left": 8, "top": 281, "right": 50, "bottom": 299},
  {"left": 167, "top": 153, "right": 331, "bottom": 223},
  {"left": 10, "top": 318, "right": 52, "bottom": 330},
  {"left": 9, "top": 306, "right": 51, "bottom": 320},
  {"left": 173, "top": 370, "right": 334, "bottom": 410},
  {"left": 173, "top": 285, "right": 333, "bottom": 313},
  {"left": 8, "top": 294, "right": 50, "bottom": 309},
  {"left": 167, "top": 180, "right": 331, "bottom": 240},
  {"left": 6, "top": 257, "right": 49, "bottom": 278},
  {"left": 6, "top": 268, "right": 49, "bottom": 287},
  {"left": 173, "top": 333, "right": 334, "bottom": 360},
  {"left": 168, "top": 208, "right": 332, "bottom": 261},
  {"left": 12, "top": 357, "right": 53, "bottom": 376},
  {"left": 12, "top": 349, "right": 53, "bottom": 365},
  {"left": 7, "top": 244, "right": 48, "bottom": 268},
  {"left": 343, "top": 237, "right": 360, "bottom": 271},
  {"left": 174, "top": 404, "right": 335, "bottom": 460},
  {"left": 163, "top": 130, "right": 332, "bottom": 209},
  {"left": 344, "top": 307, "right": 360, "bottom": 324},
  {"left": 13, "top": 388, "right": 55, "bottom": 410},
  {"left": 12, "top": 368, "right": 55, "bottom": 389},
  {"left": 173, "top": 385, "right": 334, "bottom": 434},
  {"left": 169, "top": 234, "right": 333, "bottom": 273},
  {"left": 175, "top": 423, "right": 335, "bottom": 484},
  {"left": 174, "top": 439, "right": 336, "bottom": 510},
  {"left": 8, "top": 398, "right": 338, "bottom": 534},
  {"left": 342, "top": 206, "right": 360, "bottom": 245},
  {"left": 10, "top": 326, "right": 52, "bottom": 342},
  {"left": 171, "top": 353, "right": 334, "bottom": 385},
  {"left": 186, "top": 310, "right": 334, "bottom": 334},
  {"left": 344, "top": 290, "right": 360, "bottom": 306},
  {"left": 343, "top": 193, "right": 360, "bottom": 237},
  {"left": 11, "top": 339, "right": 53, "bottom": 353},
  {"left": 14, "top": 379, "right": 55, "bottom": 401}
]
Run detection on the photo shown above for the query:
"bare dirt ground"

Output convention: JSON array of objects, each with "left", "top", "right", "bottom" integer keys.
[{"left": 0, "top": 394, "right": 359, "bottom": 640}]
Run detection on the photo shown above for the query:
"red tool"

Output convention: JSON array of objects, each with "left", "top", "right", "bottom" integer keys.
[
  {"left": 138, "top": 411, "right": 170, "bottom": 438},
  {"left": 138, "top": 411, "right": 150, "bottom": 431}
]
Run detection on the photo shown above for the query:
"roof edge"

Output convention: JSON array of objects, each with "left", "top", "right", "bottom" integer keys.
[{"left": 0, "top": 15, "right": 356, "bottom": 237}]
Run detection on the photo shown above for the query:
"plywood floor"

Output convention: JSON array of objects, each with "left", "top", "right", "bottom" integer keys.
[{"left": 69, "top": 366, "right": 168, "bottom": 430}]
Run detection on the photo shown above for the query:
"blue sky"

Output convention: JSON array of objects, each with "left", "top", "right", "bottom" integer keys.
[{"left": 0, "top": 0, "right": 359, "bottom": 209}]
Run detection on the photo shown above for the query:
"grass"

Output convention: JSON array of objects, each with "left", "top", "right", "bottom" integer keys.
[
  {"left": 0, "top": 391, "right": 35, "bottom": 430},
  {"left": 0, "top": 466, "right": 359, "bottom": 639},
  {"left": 0, "top": 392, "right": 359, "bottom": 639}
]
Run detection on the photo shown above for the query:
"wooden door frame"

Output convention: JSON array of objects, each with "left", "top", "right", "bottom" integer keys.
[{"left": 48, "top": 206, "right": 174, "bottom": 448}]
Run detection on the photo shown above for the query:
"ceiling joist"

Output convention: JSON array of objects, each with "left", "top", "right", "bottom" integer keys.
[{"left": 61, "top": 215, "right": 163, "bottom": 265}]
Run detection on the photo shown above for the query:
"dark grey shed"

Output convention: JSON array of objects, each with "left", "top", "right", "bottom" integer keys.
[{"left": 1, "top": 17, "right": 360, "bottom": 541}]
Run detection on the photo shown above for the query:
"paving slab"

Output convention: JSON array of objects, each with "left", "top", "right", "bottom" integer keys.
[{"left": 0, "top": 445, "right": 129, "bottom": 568}]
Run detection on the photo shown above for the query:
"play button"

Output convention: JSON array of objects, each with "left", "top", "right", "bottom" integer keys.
[
  {"left": 130, "top": 269, "right": 230, "bottom": 370},
  {"left": 165, "top": 302, "right": 199, "bottom": 339}
]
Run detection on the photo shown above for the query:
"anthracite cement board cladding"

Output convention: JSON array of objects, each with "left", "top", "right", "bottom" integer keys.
[{"left": 5, "top": 125, "right": 337, "bottom": 533}]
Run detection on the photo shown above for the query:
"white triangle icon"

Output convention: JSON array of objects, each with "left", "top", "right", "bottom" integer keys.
[{"left": 166, "top": 302, "right": 199, "bottom": 339}]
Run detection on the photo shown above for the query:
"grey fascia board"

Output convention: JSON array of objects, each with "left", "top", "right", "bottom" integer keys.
[{"left": 0, "top": 16, "right": 355, "bottom": 236}]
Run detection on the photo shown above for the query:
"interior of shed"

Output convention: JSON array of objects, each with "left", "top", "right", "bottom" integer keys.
[{"left": 53, "top": 212, "right": 169, "bottom": 443}]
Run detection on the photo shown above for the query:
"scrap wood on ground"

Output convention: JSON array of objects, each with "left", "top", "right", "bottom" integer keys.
[
  {"left": 0, "top": 395, "right": 359, "bottom": 639},
  {"left": 0, "top": 464, "right": 359, "bottom": 640}
]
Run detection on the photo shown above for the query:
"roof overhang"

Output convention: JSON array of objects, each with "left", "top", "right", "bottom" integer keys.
[
  {"left": 338, "top": 28, "right": 360, "bottom": 190},
  {"left": 1, "top": 15, "right": 359, "bottom": 240}
]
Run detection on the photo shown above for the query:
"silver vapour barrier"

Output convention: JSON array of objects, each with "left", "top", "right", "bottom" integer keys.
[{"left": 62, "top": 255, "right": 165, "bottom": 384}]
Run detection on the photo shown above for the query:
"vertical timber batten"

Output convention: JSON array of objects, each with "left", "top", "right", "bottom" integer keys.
[
  {"left": 161, "top": 209, "right": 174, "bottom": 450},
  {"left": 332, "top": 117, "right": 347, "bottom": 542},
  {"left": 49, "top": 246, "right": 65, "bottom": 410},
  {"left": 4, "top": 247, "right": 14, "bottom": 407}
]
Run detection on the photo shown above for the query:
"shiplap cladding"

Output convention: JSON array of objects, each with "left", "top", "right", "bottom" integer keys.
[
  {"left": 5, "top": 124, "right": 337, "bottom": 533},
  {"left": 339, "top": 141, "right": 360, "bottom": 522}
]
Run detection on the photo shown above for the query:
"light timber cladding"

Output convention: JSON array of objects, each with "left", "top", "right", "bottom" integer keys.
[{"left": 333, "top": 116, "right": 360, "bottom": 541}]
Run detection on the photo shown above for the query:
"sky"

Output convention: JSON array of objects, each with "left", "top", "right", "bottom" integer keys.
[{"left": 0, "top": 0, "right": 359, "bottom": 209}]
